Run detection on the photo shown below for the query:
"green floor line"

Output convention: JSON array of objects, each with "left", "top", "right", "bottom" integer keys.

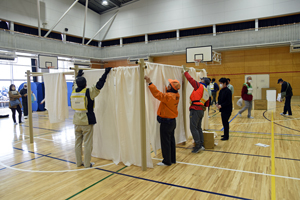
[{"left": 66, "top": 166, "right": 127, "bottom": 200}]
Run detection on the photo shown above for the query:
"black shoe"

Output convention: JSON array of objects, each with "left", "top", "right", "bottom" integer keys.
[
  {"left": 221, "top": 135, "right": 225, "bottom": 137},
  {"left": 221, "top": 138, "right": 229, "bottom": 141}
]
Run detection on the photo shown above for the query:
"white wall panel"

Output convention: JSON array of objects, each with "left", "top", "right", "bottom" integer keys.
[
  {"left": 97, "top": 0, "right": 299, "bottom": 40},
  {"left": 1, "top": 0, "right": 299, "bottom": 42},
  {"left": 0, "top": 0, "right": 102, "bottom": 40}
]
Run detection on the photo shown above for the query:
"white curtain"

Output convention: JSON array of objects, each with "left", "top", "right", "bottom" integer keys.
[
  {"left": 43, "top": 73, "right": 69, "bottom": 123},
  {"left": 84, "top": 68, "right": 153, "bottom": 168},
  {"left": 145, "top": 63, "right": 186, "bottom": 154},
  {"left": 197, "top": 69, "right": 209, "bottom": 130}
]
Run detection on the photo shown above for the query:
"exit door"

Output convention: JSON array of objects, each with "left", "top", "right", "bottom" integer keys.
[{"left": 244, "top": 74, "right": 269, "bottom": 100}]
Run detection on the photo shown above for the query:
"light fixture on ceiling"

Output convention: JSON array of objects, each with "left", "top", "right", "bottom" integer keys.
[{"left": 102, "top": 0, "right": 108, "bottom": 6}]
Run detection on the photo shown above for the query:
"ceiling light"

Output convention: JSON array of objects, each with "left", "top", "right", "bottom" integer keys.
[{"left": 102, "top": 0, "right": 108, "bottom": 5}]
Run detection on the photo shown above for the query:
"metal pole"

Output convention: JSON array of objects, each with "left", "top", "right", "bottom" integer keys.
[
  {"left": 101, "top": 13, "right": 117, "bottom": 42},
  {"left": 74, "top": 65, "right": 79, "bottom": 77},
  {"left": 82, "top": 0, "right": 89, "bottom": 44},
  {"left": 26, "top": 70, "right": 34, "bottom": 143},
  {"left": 37, "top": 0, "right": 41, "bottom": 36},
  {"left": 139, "top": 59, "right": 147, "bottom": 171},
  {"left": 44, "top": 0, "right": 79, "bottom": 38},
  {"left": 86, "top": 11, "right": 119, "bottom": 45}
]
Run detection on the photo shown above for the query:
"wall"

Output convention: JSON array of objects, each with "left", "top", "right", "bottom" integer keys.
[
  {"left": 98, "top": 0, "right": 300, "bottom": 40},
  {"left": 103, "top": 46, "right": 300, "bottom": 96},
  {"left": 0, "top": 0, "right": 101, "bottom": 40}
]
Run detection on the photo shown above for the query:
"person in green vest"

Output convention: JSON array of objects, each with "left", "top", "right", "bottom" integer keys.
[
  {"left": 227, "top": 78, "right": 234, "bottom": 95},
  {"left": 238, "top": 76, "right": 254, "bottom": 119}
]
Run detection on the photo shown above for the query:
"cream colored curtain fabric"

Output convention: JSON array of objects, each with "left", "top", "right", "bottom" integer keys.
[
  {"left": 43, "top": 73, "right": 69, "bottom": 123},
  {"left": 145, "top": 63, "right": 186, "bottom": 154},
  {"left": 84, "top": 68, "right": 153, "bottom": 168}
]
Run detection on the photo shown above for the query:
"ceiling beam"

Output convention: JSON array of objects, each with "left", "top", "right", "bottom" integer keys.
[{"left": 107, "top": 0, "right": 120, "bottom": 7}]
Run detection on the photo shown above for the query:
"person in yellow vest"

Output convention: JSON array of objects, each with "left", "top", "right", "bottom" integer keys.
[
  {"left": 144, "top": 75, "right": 180, "bottom": 166},
  {"left": 183, "top": 67, "right": 210, "bottom": 153},
  {"left": 71, "top": 68, "right": 112, "bottom": 168}
]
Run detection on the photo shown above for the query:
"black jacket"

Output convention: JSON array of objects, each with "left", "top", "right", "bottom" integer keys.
[
  {"left": 281, "top": 81, "right": 293, "bottom": 97},
  {"left": 20, "top": 88, "right": 28, "bottom": 102},
  {"left": 218, "top": 87, "right": 233, "bottom": 113}
]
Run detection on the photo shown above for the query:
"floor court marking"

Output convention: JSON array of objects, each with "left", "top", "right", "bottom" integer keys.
[
  {"left": 6, "top": 148, "right": 253, "bottom": 200},
  {"left": 208, "top": 129, "right": 300, "bottom": 137},
  {"left": 152, "top": 158, "right": 300, "bottom": 181},
  {"left": 221, "top": 113, "right": 238, "bottom": 131},
  {"left": 263, "top": 110, "right": 300, "bottom": 133},
  {"left": 66, "top": 166, "right": 128, "bottom": 200},
  {"left": 0, "top": 154, "right": 48, "bottom": 171},
  {"left": 0, "top": 159, "right": 115, "bottom": 173},
  {"left": 211, "top": 116, "right": 300, "bottom": 126},
  {"left": 175, "top": 146, "right": 300, "bottom": 161}
]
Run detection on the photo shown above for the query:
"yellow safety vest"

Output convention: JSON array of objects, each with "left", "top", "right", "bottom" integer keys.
[{"left": 71, "top": 88, "right": 87, "bottom": 111}]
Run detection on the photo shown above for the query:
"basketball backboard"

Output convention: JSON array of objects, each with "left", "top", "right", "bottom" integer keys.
[
  {"left": 38, "top": 55, "right": 58, "bottom": 69},
  {"left": 186, "top": 45, "right": 212, "bottom": 63}
]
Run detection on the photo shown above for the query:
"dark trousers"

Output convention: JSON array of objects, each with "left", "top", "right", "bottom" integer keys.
[
  {"left": 160, "top": 120, "right": 176, "bottom": 165},
  {"left": 190, "top": 110, "right": 204, "bottom": 147},
  {"left": 283, "top": 96, "right": 292, "bottom": 115},
  {"left": 22, "top": 100, "right": 28, "bottom": 116},
  {"left": 221, "top": 112, "right": 232, "bottom": 139},
  {"left": 10, "top": 105, "right": 22, "bottom": 123},
  {"left": 212, "top": 92, "right": 217, "bottom": 105}
]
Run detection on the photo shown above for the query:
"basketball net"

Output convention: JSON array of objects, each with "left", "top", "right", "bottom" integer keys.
[{"left": 194, "top": 59, "right": 202, "bottom": 66}]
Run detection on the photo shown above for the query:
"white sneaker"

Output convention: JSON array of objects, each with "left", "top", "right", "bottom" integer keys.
[
  {"left": 157, "top": 162, "right": 168, "bottom": 166},
  {"left": 248, "top": 116, "right": 254, "bottom": 119},
  {"left": 24, "top": 116, "right": 28, "bottom": 119},
  {"left": 280, "top": 113, "right": 284, "bottom": 116},
  {"left": 238, "top": 113, "right": 242, "bottom": 117},
  {"left": 14, "top": 122, "right": 18, "bottom": 125}
]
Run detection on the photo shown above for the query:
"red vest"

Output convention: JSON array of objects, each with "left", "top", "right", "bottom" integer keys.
[{"left": 190, "top": 84, "right": 206, "bottom": 106}]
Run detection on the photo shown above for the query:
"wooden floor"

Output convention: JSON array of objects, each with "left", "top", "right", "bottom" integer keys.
[{"left": 1, "top": 100, "right": 300, "bottom": 200}]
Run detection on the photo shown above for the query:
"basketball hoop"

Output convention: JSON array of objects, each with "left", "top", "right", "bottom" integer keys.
[
  {"left": 194, "top": 59, "right": 202, "bottom": 66},
  {"left": 47, "top": 66, "right": 56, "bottom": 69}
]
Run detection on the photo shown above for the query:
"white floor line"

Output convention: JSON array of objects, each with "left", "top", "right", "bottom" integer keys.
[
  {"left": 0, "top": 161, "right": 115, "bottom": 173},
  {"left": 152, "top": 158, "right": 300, "bottom": 181},
  {"left": 210, "top": 117, "right": 300, "bottom": 126}
]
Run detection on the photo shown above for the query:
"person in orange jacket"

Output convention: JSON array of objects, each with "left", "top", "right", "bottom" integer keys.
[{"left": 144, "top": 75, "right": 180, "bottom": 166}]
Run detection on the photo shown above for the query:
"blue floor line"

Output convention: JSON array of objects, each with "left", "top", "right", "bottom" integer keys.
[
  {"left": 94, "top": 168, "right": 252, "bottom": 200},
  {"left": 0, "top": 153, "right": 49, "bottom": 171},
  {"left": 13, "top": 147, "right": 76, "bottom": 164},
  {"left": 221, "top": 113, "right": 238, "bottom": 131},
  {"left": 11, "top": 147, "right": 252, "bottom": 200}
]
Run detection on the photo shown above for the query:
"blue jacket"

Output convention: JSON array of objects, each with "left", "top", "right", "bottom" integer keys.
[{"left": 211, "top": 82, "right": 219, "bottom": 92}]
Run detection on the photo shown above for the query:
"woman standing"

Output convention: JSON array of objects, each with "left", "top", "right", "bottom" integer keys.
[
  {"left": 216, "top": 78, "right": 232, "bottom": 141},
  {"left": 9, "top": 84, "right": 23, "bottom": 125}
]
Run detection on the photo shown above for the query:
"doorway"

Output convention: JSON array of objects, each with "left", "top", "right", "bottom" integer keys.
[{"left": 244, "top": 74, "right": 269, "bottom": 100}]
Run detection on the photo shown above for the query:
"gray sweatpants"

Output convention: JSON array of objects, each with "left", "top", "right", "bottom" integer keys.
[
  {"left": 190, "top": 110, "right": 204, "bottom": 147},
  {"left": 75, "top": 125, "right": 94, "bottom": 168},
  {"left": 238, "top": 100, "right": 252, "bottom": 117}
]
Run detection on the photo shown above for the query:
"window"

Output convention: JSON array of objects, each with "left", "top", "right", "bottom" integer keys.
[
  {"left": 12, "top": 57, "right": 31, "bottom": 80},
  {"left": 0, "top": 64, "right": 11, "bottom": 79}
]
